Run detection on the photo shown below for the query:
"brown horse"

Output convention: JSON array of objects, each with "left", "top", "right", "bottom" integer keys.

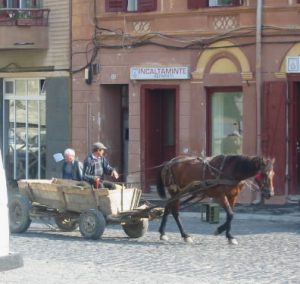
[{"left": 156, "top": 154, "right": 275, "bottom": 245}]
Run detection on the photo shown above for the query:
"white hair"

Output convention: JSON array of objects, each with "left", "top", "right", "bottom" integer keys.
[{"left": 64, "top": 148, "right": 75, "bottom": 156}]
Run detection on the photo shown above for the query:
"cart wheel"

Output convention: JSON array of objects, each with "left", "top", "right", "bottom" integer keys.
[
  {"left": 122, "top": 218, "right": 149, "bottom": 238},
  {"left": 79, "top": 209, "right": 106, "bottom": 240},
  {"left": 54, "top": 213, "right": 79, "bottom": 232},
  {"left": 9, "top": 195, "right": 32, "bottom": 233}
]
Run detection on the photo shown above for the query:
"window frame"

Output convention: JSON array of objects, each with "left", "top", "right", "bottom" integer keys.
[
  {"left": 188, "top": 0, "right": 243, "bottom": 9},
  {"left": 105, "top": 0, "right": 157, "bottom": 13},
  {"left": 0, "top": 0, "right": 40, "bottom": 8},
  {"left": 206, "top": 87, "right": 243, "bottom": 156}
]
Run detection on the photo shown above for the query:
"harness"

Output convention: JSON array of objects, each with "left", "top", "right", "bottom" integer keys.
[
  {"left": 161, "top": 155, "right": 241, "bottom": 196},
  {"left": 161, "top": 156, "right": 196, "bottom": 194}
]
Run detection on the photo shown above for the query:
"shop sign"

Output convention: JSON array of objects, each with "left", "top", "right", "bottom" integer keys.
[
  {"left": 130, "top": 66, "right": 190, "bottom": 80},
  {"left": 286, "top": 56, "right": 300, "bottom": 73}
]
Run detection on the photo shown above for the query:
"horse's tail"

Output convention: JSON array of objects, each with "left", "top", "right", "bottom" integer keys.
[{"left": 156, "top": 166, "right": 166, "bottom": 199}]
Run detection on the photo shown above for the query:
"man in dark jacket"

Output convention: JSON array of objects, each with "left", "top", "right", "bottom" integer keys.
[
  {"left": 83, "top": 142, "right": 119, "bottom": 189},
  {"left": 62, "top": 148, "right": 83, "bottom": 181}
]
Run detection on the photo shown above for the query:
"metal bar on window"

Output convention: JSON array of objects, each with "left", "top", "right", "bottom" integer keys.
[
  {"left": 37, "top": 100, "right": 41, "bottom": 178},
  {"left": 25, "top": 99, "right": 28, "bottom": 179},
  {"left": 13, "top": 99, "right": 16, "bottom": 180}
]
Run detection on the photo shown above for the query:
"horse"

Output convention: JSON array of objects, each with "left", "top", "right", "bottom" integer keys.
[{"left": 156, "top": 154, "right": 275, "bottom": 245}]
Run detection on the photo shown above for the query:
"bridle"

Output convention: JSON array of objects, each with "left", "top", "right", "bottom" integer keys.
[{"left": 254, "top": 161, "right": 275, "bottom": 199}]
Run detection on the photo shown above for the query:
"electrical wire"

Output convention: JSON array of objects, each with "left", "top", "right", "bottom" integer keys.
[{"left": 72, "top": 9, "right": 300, "bottom": 75}]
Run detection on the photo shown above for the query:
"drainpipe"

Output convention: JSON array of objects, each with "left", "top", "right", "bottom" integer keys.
[
  {"left": 256, "top": 0, "right": 263, "bottom": 155},
  {"left": 0, "top": 151, "right": 23, "bottom": 271}
]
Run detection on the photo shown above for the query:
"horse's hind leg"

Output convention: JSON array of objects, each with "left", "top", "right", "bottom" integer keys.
[{"left": 171, "top": 203, "right": 193, "bottom": 243}]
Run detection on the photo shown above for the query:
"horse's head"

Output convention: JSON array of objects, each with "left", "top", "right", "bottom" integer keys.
[{"left": 254, "top": 158, "right": 275, "bottom": 199}]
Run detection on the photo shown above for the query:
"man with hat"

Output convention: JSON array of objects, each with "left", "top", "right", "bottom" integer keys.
[{"left": 83, "top": 142, "right": 119, "bottom": 189}]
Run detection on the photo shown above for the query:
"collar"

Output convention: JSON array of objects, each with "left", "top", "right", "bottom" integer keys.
[{"left": 92, "top": 154, "right": 102, "bottom": 160}]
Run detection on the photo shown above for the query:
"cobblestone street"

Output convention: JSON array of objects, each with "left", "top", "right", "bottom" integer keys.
[{"left": 1, "top": 213, "right": 300, "bottom": 284}]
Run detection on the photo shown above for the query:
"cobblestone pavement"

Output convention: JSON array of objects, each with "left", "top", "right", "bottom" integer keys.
[{"left": 1, "top": 212, "right": 300, "bottom": 284}]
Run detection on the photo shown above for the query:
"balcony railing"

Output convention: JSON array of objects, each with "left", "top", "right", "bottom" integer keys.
[{"left": 0, "top": 9, "right": 50, "bottom": 26}]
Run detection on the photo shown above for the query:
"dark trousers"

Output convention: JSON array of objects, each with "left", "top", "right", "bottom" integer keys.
[{"left": 101, "top": 180, "right": 116, "bottom": 190}]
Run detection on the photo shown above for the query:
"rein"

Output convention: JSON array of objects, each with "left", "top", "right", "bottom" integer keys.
[{"left": 118, "top": 162, "right": 167, "bottom": 178}]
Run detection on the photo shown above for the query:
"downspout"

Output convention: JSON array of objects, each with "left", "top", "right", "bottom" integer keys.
[
  {"left": 69, "top": 0, "right": 72, "bottom": 149},
  {"left": 285, "top": 83, "right": 289, "bottom": 199},
  {"left": 256, "top": 0, "right": 263, "bottom": 155}
]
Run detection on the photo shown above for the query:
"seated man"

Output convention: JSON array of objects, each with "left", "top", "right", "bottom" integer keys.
[
  {"left": 83, "top": 142, "right": 120, "bottom": 190},
  {"left": 62, "top": 148, "right": 83, "bottom": 181}
]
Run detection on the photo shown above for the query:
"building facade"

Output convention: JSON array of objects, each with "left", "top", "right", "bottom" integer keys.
[
  {"left": 0, "top": 0, "right": 72, "bottom": 188},
  {"left": 73, "top": 0, "right": 299, "bottom": 203}
]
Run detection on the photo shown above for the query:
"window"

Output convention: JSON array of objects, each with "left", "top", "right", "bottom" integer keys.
[
  {"left": 3, "top": 78, "right": 46, "bottom": 180},
  {"left": 209, "top": 91, "right": 243, "bottom": 155},
  {"left": 127, "top": 0, "right": 138, "bottom": 11},
  {"left": 0, "top": 0, "right": 41, "bottom": 8},
  {"left": 209, "top": 0, "right": 235, "bottom": 6},
  {"left": 188, "top": 0, "right": 243, "bottom": 9},
  {"left": 105, "top": 0, "right": 157, "bottom": 12}
]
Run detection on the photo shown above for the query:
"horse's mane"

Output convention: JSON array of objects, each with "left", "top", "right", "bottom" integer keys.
[
  {"left": 211, "top": 154, "right": 264, "bottom": 180},
  {"left": 226, "top": 155, "right": 262, "bottom": 172}
]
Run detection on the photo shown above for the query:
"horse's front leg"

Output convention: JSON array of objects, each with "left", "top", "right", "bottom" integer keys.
[
  {"left": 159, "top": 205, "right": 171, "bottom": 241},
  {"left": 171, "top": 201, "right": 193, "bottom": 243},
  {"left": 214, "top": 195, "right": 238, "bottom": 245},
  {"left": 222, "top": 205, "right": 238, "bottom": 245}
]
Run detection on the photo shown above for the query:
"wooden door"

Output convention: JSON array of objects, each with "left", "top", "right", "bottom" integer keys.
[
  {"left": 288, "top": 81, "right": 300, "bottom": 194},
  {"left": 141, "top": 87, "right": 178, "bottom": 192},
  {"left": 262, "top": 81, "right": 286, "bottom": 195},
  {"left": 295, "top": 83, "right": 300, "bottom": 192}
]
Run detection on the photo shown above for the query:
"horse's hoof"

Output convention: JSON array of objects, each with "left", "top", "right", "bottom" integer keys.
[
  {"left": 228, "top": 238, "right": 238, "bottom": 245},
  {"left": 160, "top": 234, "right": 169, "bottom": 241},
  {"left": 214, "top": 229, "right": 220, "bottom": 236},
  {"left": 184, "top": 236, "right": 193, "bottom": 243}
]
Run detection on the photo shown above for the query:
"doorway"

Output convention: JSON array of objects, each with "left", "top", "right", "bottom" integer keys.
[
  {"left": 290, "top": 81, "right": 300, "bottom": 194},
  {"left": 141, "top": 86, "right": 178, "bottom": 192},
  {"left": 99, "top": 84, "right": 128, "bottom": 182}
]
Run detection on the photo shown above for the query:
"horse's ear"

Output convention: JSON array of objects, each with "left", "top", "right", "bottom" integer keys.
[{"left": 265, "top": 157, "right": 275, "bottom": 170}]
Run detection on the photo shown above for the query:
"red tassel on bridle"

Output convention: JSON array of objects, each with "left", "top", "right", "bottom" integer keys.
[{"left": 255, "top": 172, "right": 263, "bottom": 182}]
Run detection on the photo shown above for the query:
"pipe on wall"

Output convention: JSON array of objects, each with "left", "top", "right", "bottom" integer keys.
[{"left": 256, "top": 0, "right": 263, "bottom": 155}]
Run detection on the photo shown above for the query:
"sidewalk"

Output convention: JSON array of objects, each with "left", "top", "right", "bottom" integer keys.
[{"left": 141, "top": 191, "right": 300, "bottom": 222}]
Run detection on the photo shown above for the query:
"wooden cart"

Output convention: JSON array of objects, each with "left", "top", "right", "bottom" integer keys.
[{"left": 9, "top": 178, "right": 163, "bottom": 240}]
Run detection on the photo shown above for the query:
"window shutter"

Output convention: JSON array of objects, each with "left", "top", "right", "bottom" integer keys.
[
  {"left": 232, "top": 0, "right": 243, "bottom": 6},
  {"left": 105, "top": 0, "right": 126, "bottom": 12},
  {"left": 138, "top": 0, "right": 157, "bottom": 12},
  {"left": 188, "top": 0, "right": 208, "bottom": 9}
]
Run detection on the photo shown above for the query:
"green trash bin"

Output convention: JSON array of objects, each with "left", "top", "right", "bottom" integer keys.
[{"left": 201, "top": 203, "right": 220, "bottom": 224}]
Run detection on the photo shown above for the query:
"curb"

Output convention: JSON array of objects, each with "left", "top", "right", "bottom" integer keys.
[
  {"left": 181, "top": 211, "right": 300, "bottom": 223},
  {"left": 0, "top": 252, "right": 23, "bottom": 272}
]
